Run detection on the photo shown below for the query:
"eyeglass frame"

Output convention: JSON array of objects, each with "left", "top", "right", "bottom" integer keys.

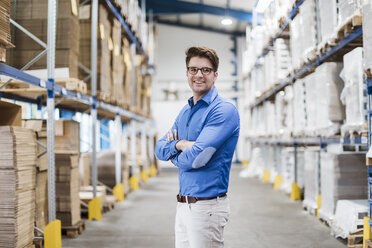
[{"left": 187, "top": 66, "right": 215, "bottom": 75}]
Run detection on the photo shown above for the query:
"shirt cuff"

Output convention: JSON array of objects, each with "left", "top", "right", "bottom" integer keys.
[{"left": 169, "top": 140, "right": 180, "bottom": 157}]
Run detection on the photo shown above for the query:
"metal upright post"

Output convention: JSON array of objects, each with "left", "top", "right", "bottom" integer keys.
[
  {"left": 131, "top": 43, "right": 137, "bottom": 108},
  {"left": 91, "top": 0, "right": 98, "bottom": 197},
  {"left": 294, "top": 142, "right": 298, "bottom": 183},
  {"left": 141, "top": 121, "right": 148, "bottom": 170},
  {"left": 131, "top": 119, "right": 137, "bottom": 177},
  {"left": 115, "top": 114, "right": 122, "bottom": 185},
  {"left": 47, "top": 0, "right": 57, "bottom": 222}
]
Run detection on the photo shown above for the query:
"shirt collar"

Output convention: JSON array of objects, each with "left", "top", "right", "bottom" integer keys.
[{"left": 188, "top": 87, "right": 218, "bottom": 107}]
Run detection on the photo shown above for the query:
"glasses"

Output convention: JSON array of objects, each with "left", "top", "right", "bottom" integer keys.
[{"left": 187, "top": 67, "right": 214, "bottom": 75}]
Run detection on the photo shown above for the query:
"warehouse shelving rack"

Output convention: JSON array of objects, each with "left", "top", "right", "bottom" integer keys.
[
  {"left": 0, "top": 0, "right": 155, "bottom": 234},
  {"left": 245, "top": 0, "right": 366, "bottom": 202}
]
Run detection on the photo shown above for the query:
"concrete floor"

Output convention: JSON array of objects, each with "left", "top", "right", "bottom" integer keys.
[{"left": 62, "top": 166, "right": 346, "bottom": 248}]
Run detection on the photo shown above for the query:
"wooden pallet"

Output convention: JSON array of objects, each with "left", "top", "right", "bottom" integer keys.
[
  {"left": 33, "top": 239, "right": 43, "bottom": 248},
  {"left": 61, "top": 219, "right": 86, "bottom": 238},
  {"left": 337, "top": 15, "right": 362, "bottom": 41},
  {"left": 348, "top": 229, "right": 363, "bottom": 248},
  {"left": 366, "top": 239, "right": 372, "bottom": 248},
  {"left": 103, "top": 195, "right": 117, "bottom": 212}
]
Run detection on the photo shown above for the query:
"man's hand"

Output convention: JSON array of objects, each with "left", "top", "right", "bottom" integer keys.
[
  {"left": 176, "top": 140, "right": 195, "bottom": 151},
  {"left": 166, "top": 129, "right": 178, "bottom": 141}
]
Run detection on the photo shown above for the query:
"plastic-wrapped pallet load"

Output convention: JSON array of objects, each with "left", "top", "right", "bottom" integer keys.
[
  {"left": 300, "top": 0, "right": 318, "bottom": 61},
  {"left": 264, "top": 51, "right": 276, "bottom": 90},
  {"left": 340, "top": 47, "right": 367, "bottom": 135},
  {"left": 337, "top": 0, "right": 362, "bottom": 28},
  {"left": 317, "top": 0, "right": 338, "bottom": 46},
  {"left": 303, "top": 147, "right": 320, "bottom": 214},
  {"left": 264, "top": 101, "right": 276, "bottom": 136},
  {"left": 274, "top": 39, "right": 291, "bottom": 81},
  {"left": 318, "top": 152, "right": 367, "bottom": 224},
  {"left": 275, "top": 91, "right": 286, "bottom": 136},
  {"left": 290, "top": 13, "right": 303, "bottom": 70},
  {"left": 293, "top": 79, "right": 307, "bottom": 136},
  {"left": 279, "top": 147, "right": 305, "bottom": 194},
  {"left": 315, "top": 62, "right": 345, "bottom": 136},
  {"left": 362, "top": 1, "right": 372, "bottom": 74},
  {"left": 331, "top": 199, "right": 368, "bottom": 239},
  {"left": 283, "top": 85, "right": 294, "bottom": 138},
  {"left": 0, "top": 126, "right": 37, "bottom": 248},
  {"left": 304, "top": 73, "right": 317, "bottom": 136}
]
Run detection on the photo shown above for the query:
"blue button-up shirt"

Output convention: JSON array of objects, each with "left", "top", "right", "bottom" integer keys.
[{"left": 155, "top": 87, "right": 240, "bottom": 197}]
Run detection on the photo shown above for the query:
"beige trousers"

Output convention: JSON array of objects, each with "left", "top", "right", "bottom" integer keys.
[{"left": 175, "top": 196, "right": 230, "bottom": 248}]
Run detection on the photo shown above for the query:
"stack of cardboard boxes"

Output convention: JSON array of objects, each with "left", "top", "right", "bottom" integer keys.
[
  {"left": 0, "top": 0, "right": 12, "bottom": 62},
  {"left": 79, "top": 4, "right": 112, "bottom": 101},
  {"left": 22, "top": 120, "right": 48, "bottom": 231},
  {"left": 54, "top": 119, "right": 81, "bottom": 227},
  {"left": 0, "top": 101, "right": 36, "bottom": 248},
  {"left": 9, "top": 0, "right": 80, "bottom": 78}
]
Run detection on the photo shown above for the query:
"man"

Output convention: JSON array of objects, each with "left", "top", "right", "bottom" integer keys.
[{"left": 155, "top": 46, "right": 240, "bottom": 248}]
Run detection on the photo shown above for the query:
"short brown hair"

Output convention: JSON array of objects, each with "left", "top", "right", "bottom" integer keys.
[{"left": 185, "top": 46, "right": 219, "bottom": 72}]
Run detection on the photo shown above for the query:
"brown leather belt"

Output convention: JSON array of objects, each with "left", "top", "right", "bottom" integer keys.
[{"left": 176, "top": 193, "right": 227, "bottom": 203}]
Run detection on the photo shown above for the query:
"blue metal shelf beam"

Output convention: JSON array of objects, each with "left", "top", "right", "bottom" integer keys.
[
  {"left": 0, "top": 64, "right": 149, "bottom": 122},
  {"left": 247, "top": 136, "right": 367, "bottom": 146},
  {"left": 147, "top": 0, "right": 257, "bottom": 23},
  {"left": 156, "top": 19, "right": 245, "bottom": 36},
  {"left": 250, "top": 27, "right": 363, "bottom": 109}
]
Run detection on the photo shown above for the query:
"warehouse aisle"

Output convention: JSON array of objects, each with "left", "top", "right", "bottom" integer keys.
[{"left": 62, "top": 166, "right": 346, "bottom": 248}]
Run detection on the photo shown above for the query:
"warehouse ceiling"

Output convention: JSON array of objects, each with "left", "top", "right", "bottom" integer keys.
[{"left": 144, "top": 0, "right": 259, "bottom": 36}]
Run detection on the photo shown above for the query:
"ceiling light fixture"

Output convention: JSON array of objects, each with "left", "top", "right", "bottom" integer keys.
[{"left": 221, "top": 17, "right": 232, "bottom": 26}]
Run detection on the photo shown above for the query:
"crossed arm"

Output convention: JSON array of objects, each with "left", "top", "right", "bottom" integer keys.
[
  {"left": 166, "top": 129, "right": 195, "bottom": 152},
  {"left": 155, "top": 103, "right": 239, "bottom": 171}
]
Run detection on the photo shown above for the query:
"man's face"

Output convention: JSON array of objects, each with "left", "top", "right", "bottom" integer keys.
[{"left": 186, "top": 56, "right": 218, "bottom": 98}]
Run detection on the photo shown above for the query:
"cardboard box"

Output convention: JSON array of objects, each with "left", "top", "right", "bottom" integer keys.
[
  {"left": 54, "top": 120, "right": 80, "bottom": 153},
  {"left": 79, "top": 153, "right": 91, "bottom": 186},
  {"left": 0, "top": 101, "right": 22, "bottom": 126},
  {"left": 35, "top": 170, "right": 48, "bottom": 230}
]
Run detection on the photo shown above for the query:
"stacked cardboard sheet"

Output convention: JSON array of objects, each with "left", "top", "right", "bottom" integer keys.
[
  {"left": 0, "top": 0, "right": 12, "bottom": 61},
  {"left": 0, "top": 126, "right": 36, "bottom": 248},
  {"left": 56, "top": 153, "right": 81, "bottom": 226},
  {"left": 23, "top": 119, "right": 48, "bottom": 230}
]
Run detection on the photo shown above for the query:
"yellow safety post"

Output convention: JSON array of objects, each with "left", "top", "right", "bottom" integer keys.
[
  {"left": 316, "top": 194, "right": 322, "bottom": 217},
  {"left": 44, "top": 219, "right": 61, "bottom": 248},
  {"left": 273, "top": 175, "right": 283, "bottom": 190},
  {"left": 88, "top": 197, "right": 102, "bottom": 221},
  {"left": 129, "top": 174, "right": 139, "bottom": 191},
  {"left": 262, "top": 169, "right": 270, "bottom": 183},
  {"left": 290, "top": 182, "right": 301, "bottom": 201},
  {"left": 242, "top": 160, "right": 250, "bottom": 168},
  {"left": 141, "top": 169, "right": 149, "bottom": 184},
  {"left": 364, "top": 217, "right": 372, "bottom": 248},
  {"left": 113, "top": 184, "right": 124, "bottom": 202},
  {"left": 149, "top": 164, "right": 157, "bottom": 177}
]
